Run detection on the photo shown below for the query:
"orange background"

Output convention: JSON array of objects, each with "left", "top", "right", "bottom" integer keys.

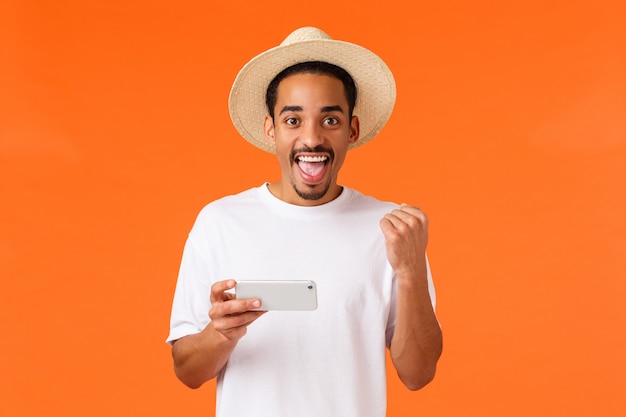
[{"left": 1, "top": 0, "right": 625, "bottom": 415}]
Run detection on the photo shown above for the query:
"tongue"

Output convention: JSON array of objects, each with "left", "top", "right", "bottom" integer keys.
[{"left": 298, "top": 161, "right": 326, "bottom": 181}]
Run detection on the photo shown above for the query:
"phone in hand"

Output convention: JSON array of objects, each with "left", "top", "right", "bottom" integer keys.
[{"left": 235, "top": 280, "right": 318, "bottom": 311}]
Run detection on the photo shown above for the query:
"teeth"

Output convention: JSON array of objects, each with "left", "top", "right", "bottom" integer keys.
[{"left": 298, "top": 155, "right": 328, "bottom": 163}]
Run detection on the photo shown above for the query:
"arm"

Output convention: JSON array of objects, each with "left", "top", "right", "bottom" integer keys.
[
  {"left": 171, "top": 279, "right": 265, "bottom": 389},
  {"left": 380, "top": 205, "right": 443, "bottom": 391}
]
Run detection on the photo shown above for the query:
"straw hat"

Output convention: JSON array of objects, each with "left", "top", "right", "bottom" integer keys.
[{"left": 228, "top": 26, "right": 396, "bottom": 153}]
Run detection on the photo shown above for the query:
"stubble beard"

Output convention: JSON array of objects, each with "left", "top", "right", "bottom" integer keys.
[{"left": 292, "top": 180, "right": 331, "bottom": 201}]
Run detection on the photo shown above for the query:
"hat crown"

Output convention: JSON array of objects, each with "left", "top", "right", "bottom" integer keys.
[{"left": 280, "top": 27, "right": 332, "bottom": 46}]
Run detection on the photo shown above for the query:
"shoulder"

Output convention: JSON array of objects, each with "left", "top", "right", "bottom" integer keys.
[
  {"left": 188, "top": 186, "right": 263, "bottom": 232},
  {"left": 197, "top": 186, "right": 261, "bottom": 215},
  {"left": 343, "top": 187, "right": 399, "bottom": 214}
]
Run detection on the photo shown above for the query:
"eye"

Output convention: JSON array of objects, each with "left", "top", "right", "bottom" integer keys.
[
  {"left": 285, "top": 117, "right": 300, "bottom": 126},
  {"left": 323, "top": 117, "right": 339, "bottom": 126}
]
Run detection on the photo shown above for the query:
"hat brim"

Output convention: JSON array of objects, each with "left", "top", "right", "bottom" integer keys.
[{"left": 229, "top": 38, "right": 396, "bottom": 153}]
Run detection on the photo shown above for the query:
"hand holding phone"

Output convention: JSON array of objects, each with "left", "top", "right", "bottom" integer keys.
[{"left": 208, "top": 279, "right": 266, "bottom": 343}]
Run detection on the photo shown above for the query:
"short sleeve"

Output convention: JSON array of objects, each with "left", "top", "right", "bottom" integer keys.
[{"left": 166, "top": 237, "right": 213, "bottom": 345}]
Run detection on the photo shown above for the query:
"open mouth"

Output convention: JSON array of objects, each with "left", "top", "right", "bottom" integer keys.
[{"left": 295, "top": 154, "right": 329, "bottom": 184}]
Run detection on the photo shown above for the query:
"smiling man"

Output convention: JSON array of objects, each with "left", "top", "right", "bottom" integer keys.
[
  {"left": 167, "top": 27, "right": 442, "bottom": 417},
  {"left": 264, "top": 67, "right": 358, "bottom": 204}
]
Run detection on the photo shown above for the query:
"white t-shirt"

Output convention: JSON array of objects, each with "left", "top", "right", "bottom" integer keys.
[{"left": 167, "top": 184, "right": 436, "bottom": 417}]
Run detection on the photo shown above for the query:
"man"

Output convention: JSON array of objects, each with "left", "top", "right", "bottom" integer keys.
[{"left": 167, "top": 27, "right": 442, "bottom": 416}]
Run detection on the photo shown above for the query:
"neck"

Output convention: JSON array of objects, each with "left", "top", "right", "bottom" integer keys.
[{"left": 266, "top": 181, "right": 343, "bottom": 206}]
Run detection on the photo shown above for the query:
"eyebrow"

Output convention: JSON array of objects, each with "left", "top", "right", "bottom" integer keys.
[
  {"left": 278, "top": 105, "right": 344, "bottom": 115},
  {"left": 279, "top": 105, "right": 303, "bottom": 115},
  {"left": 321, "top": 105, "right": 344, "bottom": 113}
]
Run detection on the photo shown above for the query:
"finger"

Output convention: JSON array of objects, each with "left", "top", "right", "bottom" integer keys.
[
  {"left": 385, "top": 207, "right": 428, "bottom": 229},
  {"left": 210, "top": 279, "right": 237, "bottom": 303},
  {"left": 212, "top": 311, "right": 267, "bottom": 339},
  {"left": 379, "top": 216, "right": 399, "bottom": 236},
  {"left": 223, "top": 292, "right": 236, "bottom": 302},
  {"left": 381, "top": 211, "right": 411, "bottom": 232},
  {"left": 209, "top": 298, "right": 261, "bottom": 320},
  {"left": 214, "top": 310, "right": 266, "bottom": 332},
  {"left": 399, "top": 204, "right": 427, "bottom": 218}
]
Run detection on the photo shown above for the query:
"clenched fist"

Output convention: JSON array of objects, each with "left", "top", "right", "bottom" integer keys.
[{"left": 380, "top": 204, "right": 429, "bottom": 279}]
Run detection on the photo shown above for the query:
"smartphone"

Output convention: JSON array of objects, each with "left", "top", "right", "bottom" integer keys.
[{"left": 235, "top": 280, "right": 318, "bottom": 311}]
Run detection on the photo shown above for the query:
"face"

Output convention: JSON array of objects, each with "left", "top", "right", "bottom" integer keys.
[{"left": 264, "top": 73, "right": 360, "bottom": 206}]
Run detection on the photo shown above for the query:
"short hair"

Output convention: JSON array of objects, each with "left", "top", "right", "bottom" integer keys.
[{"left": 265, "top": 61, "right": 358, "bottom": 120}]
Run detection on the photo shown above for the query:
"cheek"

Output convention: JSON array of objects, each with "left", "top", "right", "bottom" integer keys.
[
  {"left": 273, "top": 133, "right": 296, "bottom": 160},
  {"left": 274, "top": 147, "right": 293, "bottom": 171},
  {"left": 335, "top": 146, "right": 352, "bottom": 168}
]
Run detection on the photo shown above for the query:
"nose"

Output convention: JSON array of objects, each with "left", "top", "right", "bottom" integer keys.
[{"left": 299, "top": 121, "right": 324, "bottom": 148}]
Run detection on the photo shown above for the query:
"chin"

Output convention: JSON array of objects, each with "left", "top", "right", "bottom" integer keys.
[{"left": 293, "top": 182, "right": 330, "bottom": 201}]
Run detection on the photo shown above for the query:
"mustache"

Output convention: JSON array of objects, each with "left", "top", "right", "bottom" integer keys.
[{"left": 290, "top": 145, "right": 335, "bottom": 163}]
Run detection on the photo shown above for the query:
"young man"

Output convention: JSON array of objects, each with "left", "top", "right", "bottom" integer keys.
[{"left": 167, "top": 27, "right": 442, "bottom": 417}]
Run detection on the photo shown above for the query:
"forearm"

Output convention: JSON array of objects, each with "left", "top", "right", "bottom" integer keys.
[
  {"left": 390, "top": 271, "right": 443, "bottom": 391},
  {"left": 171, "top": 323, "right": 237, "bottom": 389}
]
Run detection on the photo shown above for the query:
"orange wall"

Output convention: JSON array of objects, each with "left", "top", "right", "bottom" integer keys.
[{"left": 1, "top": 1, "right": 625, "bottom": 415}]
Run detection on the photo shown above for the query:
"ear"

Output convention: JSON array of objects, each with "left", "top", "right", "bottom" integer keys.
[
  {"left": 348, "top": 115, "right": 360, "bottom": 144},
  {"left": 264, "top": 115, "right": 276, "bottom": 145}
]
